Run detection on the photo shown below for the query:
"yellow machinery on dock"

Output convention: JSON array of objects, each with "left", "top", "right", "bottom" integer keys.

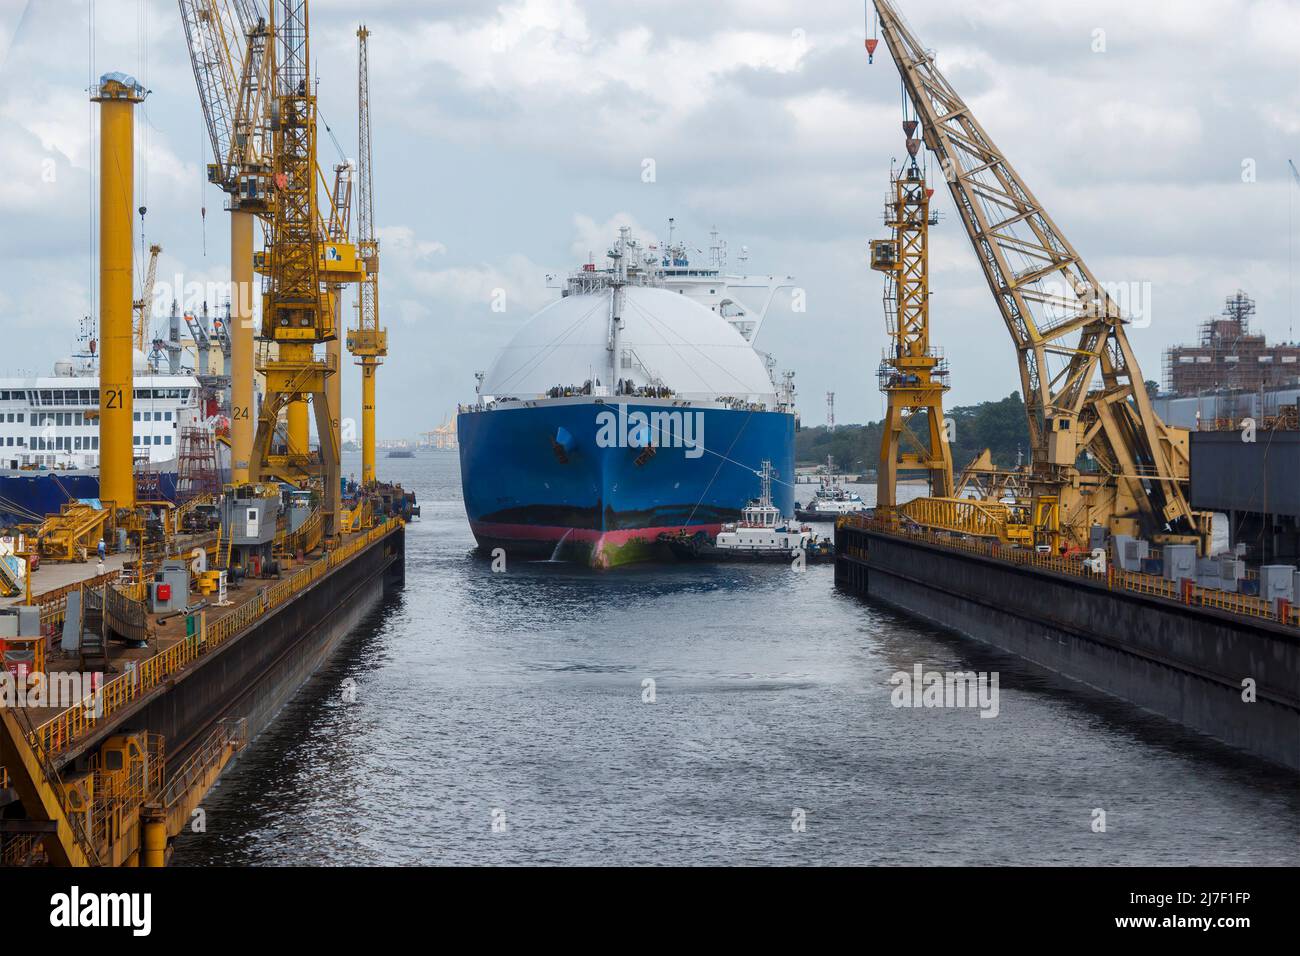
[
  {"left": 0, "top": 0, "right": 408, "bottom": 870},
  {"left": 1, "top": 710, "right": 245, "bottom": 867},
  {"left": 33, "top": 503, "right": 111, "bottom": 564}
]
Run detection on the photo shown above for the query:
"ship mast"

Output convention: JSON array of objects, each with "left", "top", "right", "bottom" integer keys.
[{"left": 607, "top": 226, "right": 629, "bottom": 394}]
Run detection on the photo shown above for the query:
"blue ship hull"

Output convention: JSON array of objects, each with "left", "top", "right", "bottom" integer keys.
[
  {"left": 458, "top": 398, "right": 795, "bottom": 567},
  {"left": 460, "top": 398, "right": 790, "bottom": 567},
  {"left": 0, "top": 470, "right": 179, "bottom": 526}
]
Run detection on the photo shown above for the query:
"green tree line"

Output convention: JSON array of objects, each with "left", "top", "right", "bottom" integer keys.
[{"left": 796, "top": 392, "right": 1031, "bottom": 474}]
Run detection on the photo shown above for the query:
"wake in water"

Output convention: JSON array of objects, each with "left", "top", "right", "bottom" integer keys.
[{"left": 532, "top": 528, "right": 573, "bottom": 563}]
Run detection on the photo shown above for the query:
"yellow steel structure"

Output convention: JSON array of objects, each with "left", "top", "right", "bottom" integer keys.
[
  {"left": 872, "top": 0, "right": 1210, "bottom": 553},
  {"left": 230, "top": 210, "right": 257, "bottom": 483},
  {"left": 897, "top": 496, "right": 1032, "bottom": 546},
  {"left": 323, "top": 160, "right": 351, "bottom": 473},
  {"left": 133, "top": 243, "right": 161, "bottom": 354},
  {"left": 870, "top": 162, "right": 953, "bottom": 508},
  {"left": 93, "top": 75, "right": 145, "bottom": 514},
  {"left": 347, "top": 24, "right": 388, "bottom": 485},
  {"left": 180, "top": 0, "right": 363, "bottom": 498},
  {"left": 35, "top": 503, "right": 111, "bottom": 563},
  {"left": 179, "top": 0, "right": 274, "bottom": 485},
  {"left": 0, "top": 708, "right": 96, "bottom": 866},
  {"left": 0, "top": 712, "right": 244, "bottom": 867},
  {"left": 955, "top": 448, "right": 1031, "bottom": 504},
  {"left": 249, "top": 0, "right": 340, "bottom": 534}
]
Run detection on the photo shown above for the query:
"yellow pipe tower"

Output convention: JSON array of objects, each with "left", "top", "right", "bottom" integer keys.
[
  {"left": 141, "top": 808, "right": 167, "bottom": 867},
  {"left": 360, "top": 347, "right": 377, "bottom": 482},
  {"left": 287, "top": 399, "right": 310, "bottom": 458},
  {"left": 230, "top": 210, "right": 255, "bottom": 484},
  {"left": 328, "top": 299, "right": 342, "bottom": 470},
  {"left": 93, "top": 74, "right": 145, "bottom": 513}
]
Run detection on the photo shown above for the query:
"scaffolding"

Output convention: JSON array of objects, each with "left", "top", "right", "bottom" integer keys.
[
  {"left": 177, "top": 427, "right": 222, "bottom": 501},
  {"left": 1164, "top": 291, "right": 1300, "bottom": 395}
]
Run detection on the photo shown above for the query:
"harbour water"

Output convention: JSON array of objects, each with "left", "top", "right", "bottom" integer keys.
[{"left": 172, "top": 453, "right": 1300, "bottom": 866}]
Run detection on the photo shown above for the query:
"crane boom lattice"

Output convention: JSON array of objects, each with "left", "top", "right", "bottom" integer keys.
[{"left": 872, "top": 0, "right": 1208, "bottom": 550}]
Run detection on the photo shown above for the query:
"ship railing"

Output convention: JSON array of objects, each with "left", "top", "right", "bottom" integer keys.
[
  {"left": 21, "top": 518, "right": 402, "bottom": 761},
  {"left": 840, "top": 513, "right": 1298, "bottom": 630}
]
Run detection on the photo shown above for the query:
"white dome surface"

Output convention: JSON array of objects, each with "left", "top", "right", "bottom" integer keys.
[{"left": 482, "top": 286, "right": 775, "bottom": 404}]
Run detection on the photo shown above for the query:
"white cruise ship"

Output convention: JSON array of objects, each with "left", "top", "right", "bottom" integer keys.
[{"left": 0, "top": 365, "right": 203, "bottom": 471}]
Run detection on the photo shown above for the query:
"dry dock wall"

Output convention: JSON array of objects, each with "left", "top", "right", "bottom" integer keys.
[
  {"left": 835, "top": 526, "right": 1300, "bottom": 771},
  {"left": 56, "top": 527, "right": 405, "bottom": 773}
]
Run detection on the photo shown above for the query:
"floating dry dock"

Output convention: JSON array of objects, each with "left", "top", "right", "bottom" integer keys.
[
  {"left": 1, "top": 517, "right": 404, "bottom": 866},
  {"left": 836, "top": 515, "right": 1300, "bottom": 771}
]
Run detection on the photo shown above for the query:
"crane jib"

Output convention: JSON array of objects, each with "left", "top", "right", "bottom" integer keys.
[{"left": 869, "top": 0, "right": 1207, "bottom": 551}]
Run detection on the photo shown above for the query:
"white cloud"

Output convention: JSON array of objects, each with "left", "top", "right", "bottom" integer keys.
[
  {"left": 2, "top": 0, "right": 1298, "bottom": 435},
  {"left": 569, "top": 212, "right": 656, "bottom": 263}
]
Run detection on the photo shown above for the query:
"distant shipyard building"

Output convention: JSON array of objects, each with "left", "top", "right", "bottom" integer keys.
[{"left": 1163, "top": 291, "right": 1300, "bottom": 396}]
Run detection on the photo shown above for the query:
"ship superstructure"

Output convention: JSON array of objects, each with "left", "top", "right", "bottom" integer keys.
[{"left": 0, "top": 318, "right": 220, "bottom": 525}]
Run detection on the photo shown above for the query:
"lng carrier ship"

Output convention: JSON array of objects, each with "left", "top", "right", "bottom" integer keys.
[{"left": 458, "top": 226, "right": 799, "bottom": 567}]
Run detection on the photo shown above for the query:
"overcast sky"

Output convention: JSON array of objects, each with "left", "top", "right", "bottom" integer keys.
[{"left": 2, "top": 0, "right": 1298, "bottom": 438}]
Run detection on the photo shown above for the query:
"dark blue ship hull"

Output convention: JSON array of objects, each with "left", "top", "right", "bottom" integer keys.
[
  {"left": 458, "top": 398, "right": 795, "bottom": 566},
  {"left": 0, "top": 470, "right": 179, "bottom": 526}
]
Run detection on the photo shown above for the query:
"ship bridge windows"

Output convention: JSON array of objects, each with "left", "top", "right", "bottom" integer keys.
[{"left": 134, "top": 387, "right": 186, "bottom": 401}]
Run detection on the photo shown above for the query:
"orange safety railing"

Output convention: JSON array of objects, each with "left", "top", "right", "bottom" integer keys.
[
  {"left": 25, "top": 519, "right": 402, "bottom": 759},
  {"left": 839, "top": 513, "right": 1298, "bottom": 630}
]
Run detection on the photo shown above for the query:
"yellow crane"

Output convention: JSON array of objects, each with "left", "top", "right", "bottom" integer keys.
[
  {"left": 346, "top": 25, "right": 387, "bottom": 486},
  {"left": 870, "top": 0, "right": 1210, "bottom": 553},
  {"left": 132, "top": 243, "right": 161, "bottom": 354},
  {"left": 246, "top": 0, "right": 342, "bottom": 535},
  {"left": 179, "top": 0, "right": 363, "bottom": 495},
  {"left": 179, "top": 0, "right": 273, "bottom": 485},
  {"left": 870, "top": 152, "right": 953, "bottom": 507}
]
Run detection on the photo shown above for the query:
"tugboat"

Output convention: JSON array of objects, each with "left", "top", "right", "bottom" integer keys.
[
  {"left": 659, "top": 462, "right": 833, "bottom": 562},
  {"left": 793, "top": 455, "right": 866, "bottom": 521}
]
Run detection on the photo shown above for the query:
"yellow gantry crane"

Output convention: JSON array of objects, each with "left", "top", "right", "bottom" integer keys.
[
  {"left": 871, "top": 0, "right": 1210, "bottom": 552},
  {"left": 346, "top": 25, "right": 387, "bottom": 486},
  {"left": 870, "top": 150, "right": 953, "bottom": 508}
]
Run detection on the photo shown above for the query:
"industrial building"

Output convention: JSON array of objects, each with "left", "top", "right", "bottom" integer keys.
[{"left": 1163, "top": 291, "right": 1300, "bottom": 396}]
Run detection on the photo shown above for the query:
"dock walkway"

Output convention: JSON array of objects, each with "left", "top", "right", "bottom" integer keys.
[{"left": 3, "top": 519, "right": 401, "bottom": 767}]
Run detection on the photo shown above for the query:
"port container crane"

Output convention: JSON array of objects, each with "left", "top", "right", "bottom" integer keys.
[
  {"left": 870, "top": 0, "right": 1210, "bottom": 552},
  {"left": 346, "top": 25, "right": 388, "bottom": 486}
]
